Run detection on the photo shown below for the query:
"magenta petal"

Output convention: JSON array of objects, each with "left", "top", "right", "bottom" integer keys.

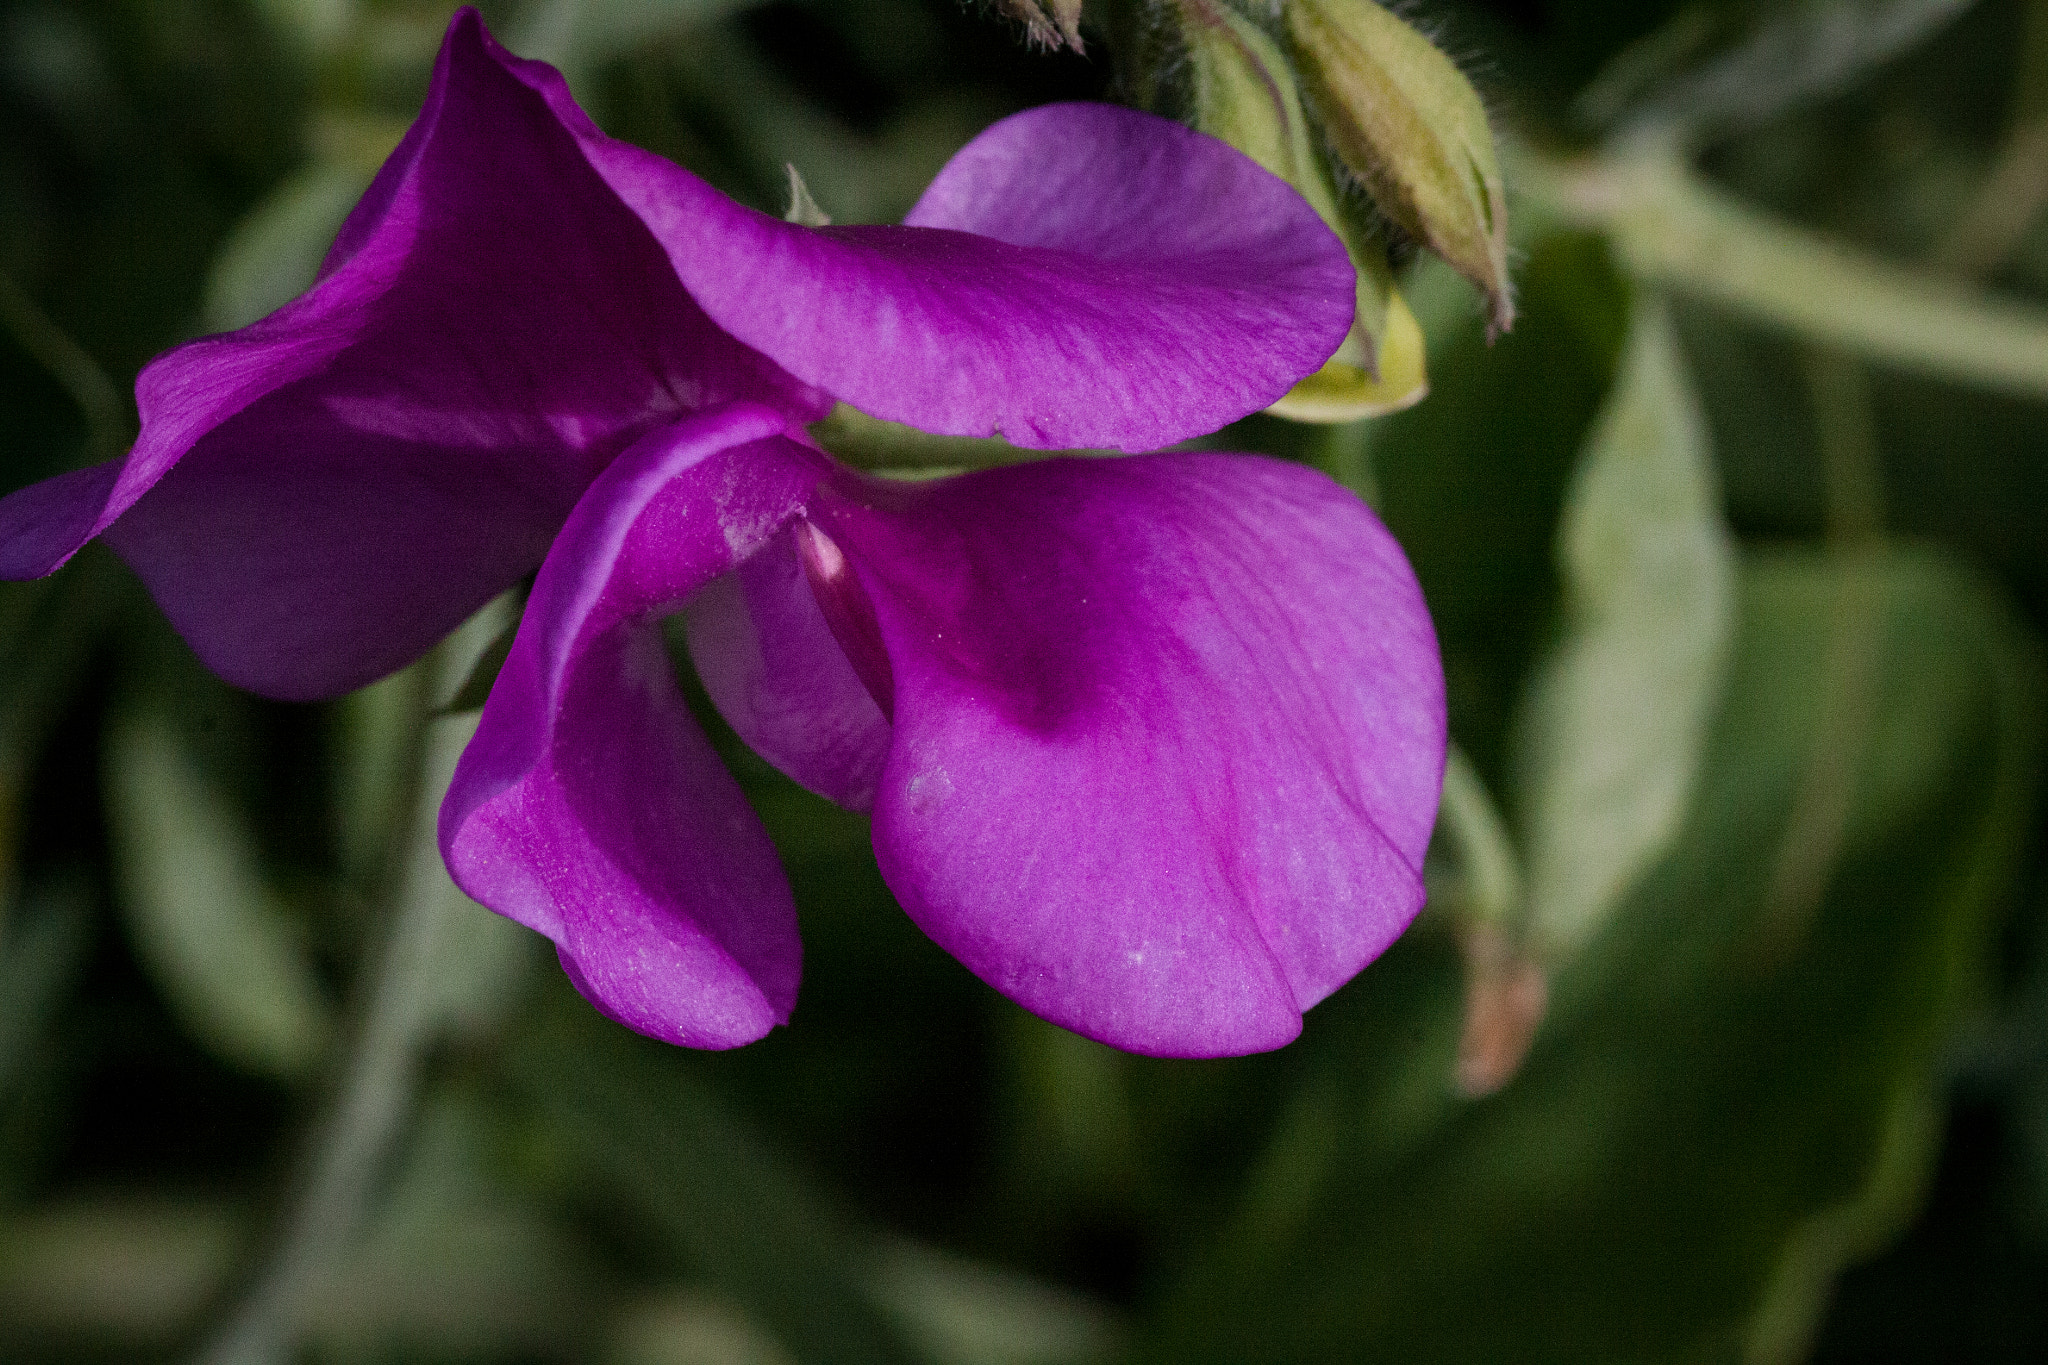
[
  {"left": 0, "top": 464, "right": 122, "bottom": 580},
  {"left": 1, "top": 7, "right": 821, "bottom": 700},
  {"left": 684, "top": 529, "right": 893, "bottom": 810},
  {"left": 473, "top": 34, "right": 1352, "bottom": 450},
  {"left": 439, "top": 404, "right": 828, "bottom": 1049},
  {"left": 814, "top": 454, "right": 1445, "bottom": 1058}
]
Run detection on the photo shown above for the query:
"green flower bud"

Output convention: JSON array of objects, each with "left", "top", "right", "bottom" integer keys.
[
  {"left": 1284, "top": 0, "right": 1514, "bottom": 336},
  {"left": 1179, "top": 0, "right": 1426, "bottom": 418}
]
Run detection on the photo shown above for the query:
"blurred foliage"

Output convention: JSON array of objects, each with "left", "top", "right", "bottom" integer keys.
[{"left": 5, "top": 0, "right": 2048, "bottom": 1363}]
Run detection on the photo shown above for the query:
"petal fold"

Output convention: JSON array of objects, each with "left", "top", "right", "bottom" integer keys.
[
  {"left": 439, "top": 404, "right": 827, "bottom": 1049},
  {"left": 476, "top": 29, "right": 1355, "bottom": 451},
  {"left": 815, "top": 454, "right": 1445, "bottom": 1057},
  {"left": 684, "top": 529, "right": 893, "bottom": 811},
  {"left": 2, "top": 6, "right": 819, "bottom": 699}
]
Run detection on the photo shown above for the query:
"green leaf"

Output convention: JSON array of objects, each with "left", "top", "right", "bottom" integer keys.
[
  {"left": 0, "top": 1200, "right": 243, "bottom": 1349},
  {"left": 1424, "top": 746, "right": 1540, "bottom": 1098},
  {"left": 102, "top": 707, "right": 334, "bottom": 1078},
  {"left": 1512, "top": 299, "right": 1737, "bottom": 959},
  {"left": 245, "top": 0, "right": 357, "bottom": 58},
  {"left": 402, "top": 711, "right": 542, "bottom": 1043},
  {"left": 612, "top": 1291, "right": 805, "bottom": 1365},
  {"left": 1146, "top": 545, "right": 2042, "bottom": 1365},
  {"left": 504, "top": 1006, "right": 928, "bottom": 1365},
  {"left": 1001, "top": 1010, "right": 1140, "bottom": 1206},
  {"left": 0, "top": 878, "right": 93, "bottom": 1109},
  {"left": 435, "top": 612, "right": 519, "bottom": 718},
  {"left": 0, "top": 1103, "right": 593, "bottom": 1355},
  {"left": 202, "top": 160, "right": 375, "bottom": 333},
  {"left": 1582, "top": 0, "right": 1978, "bottom": 142},
  {"left": 1373, "top": 232, "right": 1634, "bottom": 779},
  {"left": 0, "top": 552, "right": 123, "bottom": 902},
  {"left": 869, "top": 1237, "right": 1121, "bottom": 1365},
  {"left": 308, "top": 1089, "right": 598, "bottom": 1360},
  {"left": 512, "top": 0, "right": 782, "bottom": 96}
]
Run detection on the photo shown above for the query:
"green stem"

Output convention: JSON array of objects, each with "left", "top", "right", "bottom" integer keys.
[
  {"left": 1430, "top": 744, "right": 1522, "bottom": 931},
  {"left": 1308, "top": 417, "right": 1381, "bottom": 506},
  {"left": 1933, "top": 0, "right": 2048, "bottom": 274},
  {"left": 0, "top": 552, "right": 123, "bottom": 929},
  {"left": 0, "top": 270, "right": 130, "bottom": 460},
  {"left": 1757, "top": 348, "right": 1888, "bottom": 963},
  {"left": 1804, "top": 346, "right": 1886, "bottom": 544},
  {"left": 187, "top": 652, "right": 471, "bottom": 1365},
  {"left": 1517, "top": 143, "right": 2048, "bottom": 400}
]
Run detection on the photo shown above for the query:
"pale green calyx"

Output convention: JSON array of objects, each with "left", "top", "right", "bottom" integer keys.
[{"left": 1284, "top": 0, "right": 1514, "bottom": 337}]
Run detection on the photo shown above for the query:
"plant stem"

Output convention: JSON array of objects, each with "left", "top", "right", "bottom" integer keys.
[
  {"left": 0, "top": 270, "right": 130, "bottom": 459},
  {"left": 1517, "top": 143, "right": 2048, "bottom": 400},
  {"left": 187, "top": 654, "right": 472, "bottom": 1365},
  {"left": 1757, "top": 348, "right": 1888, "bottom": 963}
]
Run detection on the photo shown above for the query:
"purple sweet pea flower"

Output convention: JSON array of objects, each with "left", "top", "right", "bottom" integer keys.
[{"left": 0, "top": 10, "right": 1445, "bottom": 1057}]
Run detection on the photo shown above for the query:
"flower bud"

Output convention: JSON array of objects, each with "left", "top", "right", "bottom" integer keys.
[
  {"left": 1284, "top": 0, "right": 1513, "bottom": 337},
  {"left": 1179, "top": 0, "right": 1426, "bottom": 418}
]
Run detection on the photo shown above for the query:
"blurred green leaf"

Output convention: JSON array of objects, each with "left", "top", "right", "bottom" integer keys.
[
  {"left": 402, "top": 713, "right": 542, "bottom": 1044},
  {"left": 0, "top": 876, "right": 92, "bottom": 1108},
  {"left": 246, "top": 0, "right": 357, "bottom": 59},
  {"left": 1426, "top": 746, "right": 1543, "bottom": 1098},
  {"left": 0, "top": 1101, "right": 597, "bottom": 1357},
  {"left": 310, "top": 1089, "right": 600, "bottom": 1361},
  {"left": 659, "top": 21, "right": 1002, "bottom": 223},
  {"left": 506, "top": 1009, "right": 928, "bottom": 1365},
  {"left": 1001, "top": 1010, "right": 1140, "bottom": 1210},
  {"left": 1512, "top": 299, "right": 1736, "bottom": 960},
  {"left": 868, "top": 1236, "right": 1121, "bottom": 1365},
  {"left": 180, "top": 645, "right": 539, "bottom": 1365},
  {"left": 103, "top": 706, "right": 334, "bottom": 1078},
  {"left": 331, "top": 667, "right": 418, "bottom": 889},
  {"left": 436, "top": 613, "right": 519, "bottom": 718},
  {"left": 0, "top": 1199, "right": 242, "bottom": 1350},
  {"left": 0, "top": 550, "right": 121, "bottom": 901},
  {"left": 405, "top": 602, "right": 545, "bottom": 1041},
  {"left": 1148, "top": 545, "right": 2041, "bottom": 1365},
  {"left": 611, "top": 1290, "right": 801, "bottom": 1365},
  {"left": 202, "top": 159, "right": 373, "bottom": 334},
  {"left": 513, "top": 0, "right": 768, "bottom": 96},
  {"left": 1373, "top": 232, "right": 1634, "bottom": 779},
  {"left": 1997, "top": 918, "right": 2048, "bottom": 1235},
  {"left": 335, "top": 594, "right": 525, "bottom": 885},
  {"left": 0, "top": 267, "right": 128, "bottom": 458},
  {"left": 1583, "top": 0, "right": 1979, "bottom": 142}
]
